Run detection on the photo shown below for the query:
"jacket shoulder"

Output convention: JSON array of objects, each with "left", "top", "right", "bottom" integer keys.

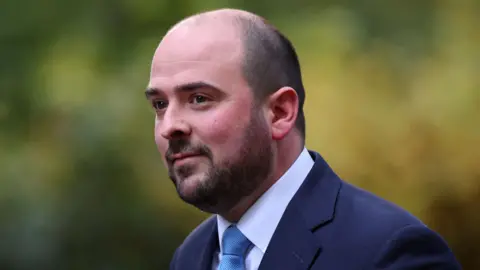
[
  {"left": 338, "top": 181, "right": 424, "bottom": 229},
  {"left": 318, "top": 180, "right": 453, "bottom": 267}
]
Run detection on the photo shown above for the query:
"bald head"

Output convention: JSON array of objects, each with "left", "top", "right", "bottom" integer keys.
[
  {"left": 155, "top": 8, "right": 306, "bottom": 138},
  {"left": 168, "top": 8, "right": 258, "bottom": 28}
]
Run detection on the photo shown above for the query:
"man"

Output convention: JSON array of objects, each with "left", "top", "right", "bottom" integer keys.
[{"left": 146, "top": 8, "right": 460, "bottom": 270}]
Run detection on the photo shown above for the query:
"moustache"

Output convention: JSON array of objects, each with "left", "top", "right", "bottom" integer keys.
[{"left": 165, "top": 139, "right": 211, "bottom": 163}]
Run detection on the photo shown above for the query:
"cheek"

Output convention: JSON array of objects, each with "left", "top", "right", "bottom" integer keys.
[{"left": 198, "top": 106, "right": 248, "bottom": 148}]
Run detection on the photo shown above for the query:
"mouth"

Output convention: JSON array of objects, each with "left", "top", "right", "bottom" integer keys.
[{"left": 170, "top": 152, "right": 203, "bottom": 165}]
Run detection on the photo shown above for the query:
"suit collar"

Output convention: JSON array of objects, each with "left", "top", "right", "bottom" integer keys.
[
  {"left": 297, "top": 150, "right": 342, "bottom": 230},
  {"left": 258, "top": 150, "right": 342, "bottom": 270}
]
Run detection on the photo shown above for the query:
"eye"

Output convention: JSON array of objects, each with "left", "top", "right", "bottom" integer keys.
[
  {"left": 152, "top": 100, "right": 168, "bottom": 110},
  {"left": 191, "top": 94, "right": 209, "bottom": 104}
]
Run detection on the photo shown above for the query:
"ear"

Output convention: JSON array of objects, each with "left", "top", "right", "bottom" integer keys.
[{"left": 266, "top": 87, "right": 299, "bottom": 141}]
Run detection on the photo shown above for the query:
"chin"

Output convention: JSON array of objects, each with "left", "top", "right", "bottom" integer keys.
[{"left": 176, "top": 172, "right": 206, "bottom": 196}]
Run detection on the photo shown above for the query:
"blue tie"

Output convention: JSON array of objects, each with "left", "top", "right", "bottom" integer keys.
[{"left": 218, "top": 226, "right": 252, "bottom": 270}]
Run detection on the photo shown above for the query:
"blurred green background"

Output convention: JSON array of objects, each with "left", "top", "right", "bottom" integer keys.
[{"left": 1, "top": 0, "right": 478, "bottom": 269}]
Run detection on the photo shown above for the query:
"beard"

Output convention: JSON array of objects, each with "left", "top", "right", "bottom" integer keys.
[{"left": 166, "top": 109, "right": 273, "bottom": 214}]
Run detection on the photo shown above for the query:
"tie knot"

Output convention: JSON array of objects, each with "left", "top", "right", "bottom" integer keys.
[{"left": 221, "top": 226, "right": 252, "bottom": 256}]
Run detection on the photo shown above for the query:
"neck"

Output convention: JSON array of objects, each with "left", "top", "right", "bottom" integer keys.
[{"left": 220, "top": 135, "right": 304, "bottom": 222}]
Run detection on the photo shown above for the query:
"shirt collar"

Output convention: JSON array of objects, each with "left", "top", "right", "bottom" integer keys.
[{"left": 217, "top": 147, "right": 314, "bottom": 253}]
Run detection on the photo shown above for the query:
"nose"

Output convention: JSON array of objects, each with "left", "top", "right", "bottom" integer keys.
[{"left": 157, "top": 107, "right": 192, "bottom": 140}]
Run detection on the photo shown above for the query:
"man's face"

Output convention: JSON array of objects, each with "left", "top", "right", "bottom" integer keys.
[{"left": 147, "top": 22, "right": 273, "bottom": 213}]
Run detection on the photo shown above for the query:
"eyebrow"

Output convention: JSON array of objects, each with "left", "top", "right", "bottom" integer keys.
[{"left": 145, "top": 81, "right": 221, "bottom": 99}]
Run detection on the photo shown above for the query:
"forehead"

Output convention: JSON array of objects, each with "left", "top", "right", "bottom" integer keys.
[
  {"left": 153, "top": 20, "right": 243, "bottom": 65},
  {"left": 149, "top": 61, "right": 249, "bottom": 95},
  {"left": 149, "top": 21, "right": 249, "bottom": 94}
]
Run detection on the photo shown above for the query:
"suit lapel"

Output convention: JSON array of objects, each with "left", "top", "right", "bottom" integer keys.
[
  {"left": 191, "top": 217, "right": 219, "bottom": 270},
  {"left": 258, "top": 151, "right": 342, "bottom": 270},
  {"left": 258, "top": 205, "right": 322, "bottom": 270}
]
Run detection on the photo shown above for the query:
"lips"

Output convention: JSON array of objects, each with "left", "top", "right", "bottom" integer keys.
[{"left": 169, "top": 152, "right": 202, "bottom": 164}]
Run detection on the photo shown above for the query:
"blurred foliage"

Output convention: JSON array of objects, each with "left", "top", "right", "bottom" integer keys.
[{"left": 0, "top": 0, "right": 478, "bottom": 269}]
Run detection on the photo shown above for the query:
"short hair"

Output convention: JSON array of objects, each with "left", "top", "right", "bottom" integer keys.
[{"left": 236, "top": 17, "right": 306, "bottom": 139}]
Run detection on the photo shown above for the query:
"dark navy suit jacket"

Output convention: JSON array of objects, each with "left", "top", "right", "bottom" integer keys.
[{"left": 170, "top": 151, "right": 461, "bottom": 269}]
